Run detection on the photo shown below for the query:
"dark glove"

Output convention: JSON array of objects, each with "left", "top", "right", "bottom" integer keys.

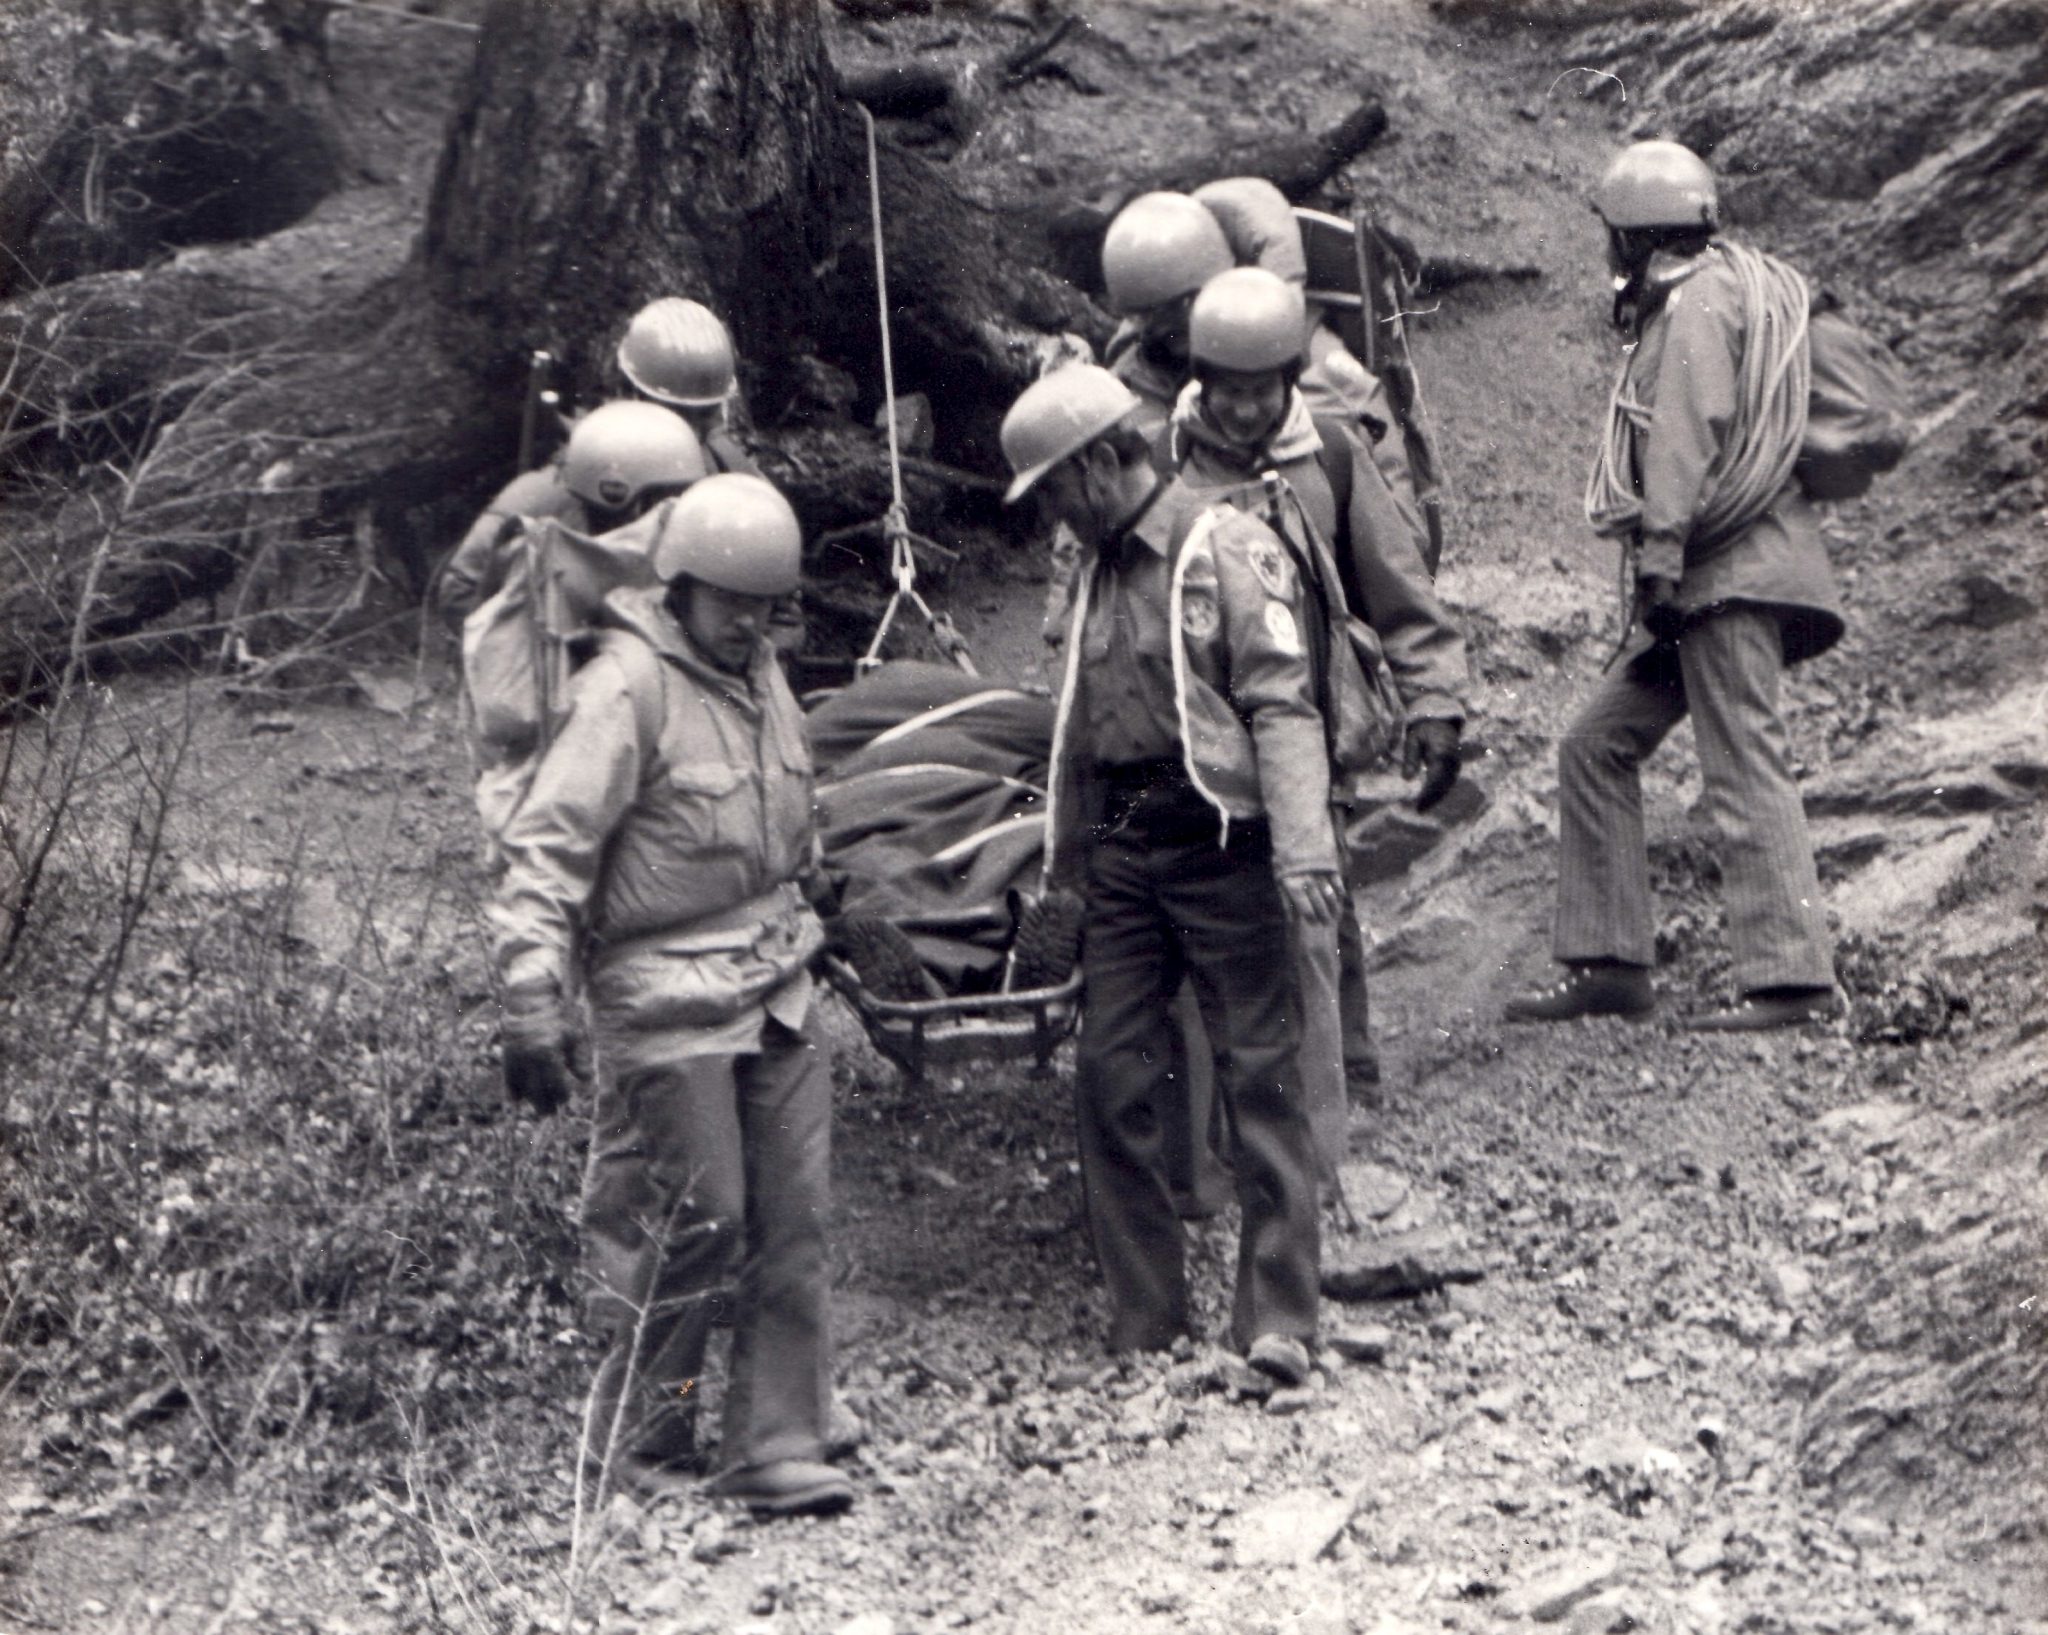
[
  {"left": 499, "top": 982, "right": 589, "bottom": 1116},
  {"left": 798, "top": 864, "right": 843, "bottom": 920},
  {"left": 1635, "top": 573, "right": 1685, "bottom": 644},
  {"left": 1400, "top": 718, "right": 1462, "bottom": 814}
]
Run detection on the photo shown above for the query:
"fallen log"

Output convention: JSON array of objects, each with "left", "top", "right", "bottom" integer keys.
[{"left": 1036, "top": 96, "right": 1391, "bottom": 293}]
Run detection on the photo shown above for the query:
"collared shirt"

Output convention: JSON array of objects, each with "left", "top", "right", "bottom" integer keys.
[{"left": 1077, "top": 488, "right": 1181, "bottom": 767}]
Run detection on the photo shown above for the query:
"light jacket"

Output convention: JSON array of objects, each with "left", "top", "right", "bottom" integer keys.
[
  {"left": 490, "top": 585, "right": 822, "bottom": 1060},
  {"left": 439, "top": 466, "right": 587, "bottom": 628},
  {"left": 1104, "top": 333, "right": 1179, "bottom": 449},
  {"left": 1299, "top": 326, "right": 1428, "bottom": 540},
  {"left": 1170, "top": 387, "right": 1466, "bottom": 725},
  {"left": 1621, "top": 246, "right": 1845, "bottom": 665},
  {"left": 1048, "top": 481, "right": 1337, "bottom": 883}
]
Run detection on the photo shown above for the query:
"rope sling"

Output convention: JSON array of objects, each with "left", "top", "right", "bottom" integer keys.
[
  {"left": 1584, "top": 240, "right": 1811, "bottom": 655},
  {"left": 854, "top": 106, "right": 978, "bottom": 679}
]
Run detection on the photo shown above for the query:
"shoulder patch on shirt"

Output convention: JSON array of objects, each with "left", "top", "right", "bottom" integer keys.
[
  {"left": 1180, "top": 589, "right": 1220, "bottom": 640},
  {"left": 1247, "top": 538, "right": 1294, "bottom": 598},
  {"left": 1263, "top": 599, "right": 1301, "bottom": 656}
]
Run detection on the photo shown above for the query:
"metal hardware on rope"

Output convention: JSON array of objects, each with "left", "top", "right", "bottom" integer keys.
[{"left": 852, "top": 106, "right": 978, "bottom": 680}]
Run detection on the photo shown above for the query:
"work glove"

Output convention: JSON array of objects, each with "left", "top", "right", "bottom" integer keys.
[
  {"left": 1635, "top": 573, "right": 1685, "bottom": 645},
  {"left": 1280, "top": 869, "right": 1347, "bottom": 928},
  {"left": 499, "top": 981, "right": 589, "bottom": 1117},
  {"left": 1401, "top": 718, "right": 1462, "bottom": 814},
  {"left": 798, "top": 864, "right": 843, "bottom": 921}
]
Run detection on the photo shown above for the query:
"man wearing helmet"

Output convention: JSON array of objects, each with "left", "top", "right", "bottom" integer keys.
[
  {"left": 1056, "top": 179, "right": 1431, "bottom": 647},
  {"left": 1169, "top": 265, "right": 1469, "bottom": 1169},
  {"left": 438, "top": 400, "right": 708, "bottom": 628},
  {"left": 1003, "top": 363, "right": 1337, "bottom": 1382},
  {"left": 489, "top": 472, "right": 852, "bottom": 1517},
  {"left": 441, "top": 299, "right": 790, "bottom": 631},
  {"left": 616, "top": 297, "right": 759, "bottom": 477},
  {"left": 617, "top": 297, "right": 813, "bottom": 656},
  {"left": 1098, "top": 180, "right": 1416, "bottom": 479},
  {"left": 1505, "top": 140, "right": 1844, "bottom": 1032}
]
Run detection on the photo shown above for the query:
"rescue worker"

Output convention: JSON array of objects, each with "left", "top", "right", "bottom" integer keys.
[
  {"left": 1505, "top": 141, "right": 1843, "bottom": 1031},
  {"left": 615, "top": 298, "right": 760, "bottom": 477},
  {"left": 617, "top": 298, "right": 813, "bottom": 656},
  {"left": 1169, "top": 266, "right": 1470, "bottom": 1166},
  {"left": 490, "top": 471, "right": 852, "bottom": 1516},
  {"left": 1099, "top": 180, "right": 1414, "bottom": 489},
  {"left": 437, "top": 400, "right": 707, "bottom": 629},
  {"left": 457, "top": 401, "right": 709, "bottom": 867},
  {"left": 1003, "top": 363, "right": 1337, "bottom": 1379},
  {"left": 1067, "top": 180, "right": 1431, "bottom": 649}
]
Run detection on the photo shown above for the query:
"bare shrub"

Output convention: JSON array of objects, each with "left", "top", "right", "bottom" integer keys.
[{"left": 0, "top": 667, "right": 589, "bottom": 1595}]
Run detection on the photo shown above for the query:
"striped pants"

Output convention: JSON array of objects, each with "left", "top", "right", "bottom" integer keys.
[{"left": 1553, "top": 606, "right": 1833, "bottom": 993}]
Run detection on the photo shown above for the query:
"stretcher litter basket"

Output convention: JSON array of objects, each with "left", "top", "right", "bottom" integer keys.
[{"left": 822, "top": 956, "right": 1080, "bottom": 1090}]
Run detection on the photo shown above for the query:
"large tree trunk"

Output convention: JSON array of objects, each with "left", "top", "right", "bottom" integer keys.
[
  {"left": 423, "top": 0, "right": 850, "bottom": 423},
  {"left": 420, "top": 0, "right": 1098, "bottom": 467}
]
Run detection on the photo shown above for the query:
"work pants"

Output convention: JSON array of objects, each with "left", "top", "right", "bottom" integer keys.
[
  {"left": 580, "top": 1014, "right": 832, "bottom": 1476},
  {"left": 1161, "top": 983, "right": 1230, "bottom": 1218},
  {"left": 1552, "top": 606, "right": 1833, "bottom": 992},
  {"left": 1074, "top": 784, "right": 1320, "bottom": 1354},
  {"left": 1291, "top": 895, "right": 1374, "bottom": 1186}
]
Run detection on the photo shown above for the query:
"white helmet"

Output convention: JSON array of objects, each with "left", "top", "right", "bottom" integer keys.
[
  {"left": 1101, "top": 192, "right": 1235, "bottom": 316},
  {"left": 999, "top": 365, "right": 1140, "bottom": 504},
  {"left": 617, "top": 298, "right": 738, "bottom": 407},
  {"left": 651, "top": 472, "right": 802, "bottom": 596},
  {"left": 1189, "top": 267, "right": 1308, "bottom": 374},
  {"left": 561, "top": 401, "right": 707, "bottom": 511},
  {"left": 1595, "top": 140, "right": 1719, "bottom": 231}
]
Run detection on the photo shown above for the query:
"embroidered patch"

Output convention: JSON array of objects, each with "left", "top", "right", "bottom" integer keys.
[
  {"left": 1180, "top": 591, "right": 1220, "bottom": 640},
  {"left": 1247, "top": 539, "right": 1293, "bottom": 598},
  {"left": 1263, "top": 599, "right": 1301, "bottom": 656}
]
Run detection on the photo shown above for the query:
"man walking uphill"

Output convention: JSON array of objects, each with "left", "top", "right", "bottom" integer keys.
[
  {"left": 1003, "top": 364, "right": 1336, "bottom": 1381},
  {"left": 1506, "top": 140, "right": 1845, "bottom": 1032},
  {"left": 489, "top": 472, "right": 852, "bottom": 1517}
]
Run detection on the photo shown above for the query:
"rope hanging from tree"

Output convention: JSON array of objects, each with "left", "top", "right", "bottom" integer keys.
[{"left": 854, "top": 106, "right": 977, "bottom": 679}]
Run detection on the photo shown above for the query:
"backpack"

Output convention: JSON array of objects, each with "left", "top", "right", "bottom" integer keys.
[
  {"left": 1796, "top": 294, "right": 1915, "bottom": 501},
  {"left": 1297, "top": 206, "right": 1447, "bottom": 573},
  {"left": 1166, "top": 427, "right": 1407, "bottom": 778},
  {"left": 1242, "top": 471, "right": 1407, "bottom": 779},
  {"left": 460, "top": 511, "right": 666, "bottom": 761}
]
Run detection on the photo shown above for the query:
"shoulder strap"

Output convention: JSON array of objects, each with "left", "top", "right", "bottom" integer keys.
[{"left": 1312, "top": 413, "right": 1355, "bottom": 530}]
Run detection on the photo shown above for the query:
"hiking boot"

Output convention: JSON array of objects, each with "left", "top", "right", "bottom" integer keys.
[
  {"left": 1502, "top": 963, "right": 1653, "bottom": 1023},
  {"left": 831, "top": 914, "right": 939, "bottom": 1002},
  {"left": 1009, "top": 887, "right": 1085, "bottom": 991},
  {"left": 1245, "top": 1333, "right": 1312, "bottom": 1388},
  {"left": 706, "top": 1458, "right": 855, "bottom": 1518},
  {"left": 1687, "top": 986, "right": 1838, "bottom": 1032}
]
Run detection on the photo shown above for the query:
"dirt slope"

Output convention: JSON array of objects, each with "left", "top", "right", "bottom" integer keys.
[{"left": 3, "top": 2, "right": 2043, "bottom": 1633}]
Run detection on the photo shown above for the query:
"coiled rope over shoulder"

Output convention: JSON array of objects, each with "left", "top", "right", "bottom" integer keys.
[{"left": 1584, "top": 240, "right": 1812, "bottom": 556}]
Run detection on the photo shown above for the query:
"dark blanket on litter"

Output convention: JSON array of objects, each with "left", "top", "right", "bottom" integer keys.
[{"left": 807, "top": 662, "right": 1055, "bottom": 990}]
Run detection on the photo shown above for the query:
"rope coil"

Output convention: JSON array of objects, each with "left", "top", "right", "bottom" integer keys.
[{"left": 1584, "top": 240, "right": 1810, "bottom": 659}]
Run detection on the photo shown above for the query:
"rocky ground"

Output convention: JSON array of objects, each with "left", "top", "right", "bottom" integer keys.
[{"left": 2, "top": 1, "right": 2043, "bottom": 1633}]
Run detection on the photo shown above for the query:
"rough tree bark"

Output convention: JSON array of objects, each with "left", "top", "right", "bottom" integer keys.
[
  {"left": 422, "top": 0, "right": 1099, "bottom": 467},
  {"left": 423, "top": 0, "right": 850, "bottom": 425}
]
